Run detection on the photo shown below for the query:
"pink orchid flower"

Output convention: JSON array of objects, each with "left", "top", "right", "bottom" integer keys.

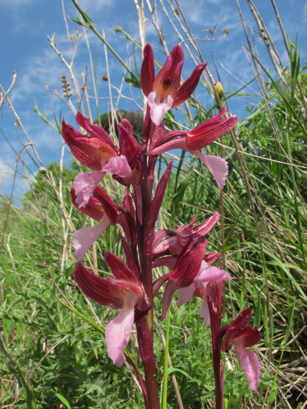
[
  {"left": 70, "top": 186, "right": 119, "bottom": 259},
  {"left": 141, "top": 44, "right": 207, "bottom": 126},
  {"left": 74, "top": 253, "right": 144, "bottom": 367},
  {"left": 177, "top": 260, "right": 231, "bottom": 325},
  {"left": 148, "top": 108, "right": 238, "bottom": 189},
  {"left": 222, "top": 308, "right": 261, "bottom": 390},
  {"left": 63, "top": 114, "right": 143, "bottom": 208},
  {"left": 152, "top": 211, "right": 220, "bottom": 258},
  {"left": 62, "top": 112, "right": 118, "bottom": 171}
]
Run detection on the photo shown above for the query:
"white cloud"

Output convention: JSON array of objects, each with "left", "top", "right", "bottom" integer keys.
[{"left": 0, "top": 159, "right": 13, "bottom": 191}]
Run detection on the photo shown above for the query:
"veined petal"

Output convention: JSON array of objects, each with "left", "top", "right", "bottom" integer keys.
[
  {"left": 228, "top": 308, "right": 253, "bottom": 329},
  {"left": 191, "top": 211, "right": 220, "bottom": 236},
  {"left": 74, "top": 172, "right": 105, "bottom": 208},
  {"left": 144, "top": 162, "right": 173, "bottom": 254},
  {"left": 148, "top": 92, "right": 173, "bottom": 126},
  {"left": 62, "top": 120, "right": 117, "bottom": 171},
  {"left": 173, "top": 63, "right": 207, "bottom": 107},
  {"left": 72, "top": 217, "right": 111, "bottom": 259},
  {"left": 71, "top": 188, "right": 105, "bottom": 222},
  {"left": 106, "top": 294, "right": 137, "bottom": 366},
  {"left": 73, "top": 262, "right": 123, "bottom": 308},
  {"left": 186, "top": 109, "right": 238, "bottom": 151},
  {"left": 169, "top": 241, "right": 207, "bottom": 287},
  {"left": 153, "top": 45, "right": 184, "bottom": 98},
  {"left": 103, "top": 155, "right": 133, "bottom": 180},
  {"left": 234, "top": 345, "right": 260, "bottom": 390},
  {"left": 194, "top": 152, "right": 228, "bottom": 189},
  {"left": 148, "top": 136, "right": 187, "bottom": 155},
  {"left": 92, "top": 185, "right": 119, "bottom": 224},
  {"left": 118, "top": 119, "right": 139, "bottom": 160},
  {"left": 140, "top": 44, "right": 155, "bottom": 97},
  {"left": 105, "top": 251, "right": 139, "bottom": 283},
  {"left": 76, "top": 111, "right": 116, "bottom": 147},
  {"left": 204, "top": 252, "right": 221, "bottom": 265}
]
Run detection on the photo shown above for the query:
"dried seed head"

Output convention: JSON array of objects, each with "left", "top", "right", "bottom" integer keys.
[
  {"left": 39, "top": 167, "right": 48, "bottom": 175},
  {"left": 61, "top": 75, "right": 72, "bottom": 98}
]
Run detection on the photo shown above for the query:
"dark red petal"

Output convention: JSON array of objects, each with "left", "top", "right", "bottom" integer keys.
[
  {"left": 173, "top": 63, "right": 208, "bottom": 107},
  {"left": 62, "top": 120, "right": 117, "bottom": 171},
  {"left": 229, "top": 308, "right": 252, "bottom": 329},
  {"left": 155, "top": 127, "right": 187, "bottom": 148},
  {"left": 153, "top": 45, "right": 184, "bottom": 98},
  {"left": 144, "top": 161, "right": 173, "bottom": 254},
  {"left": 73, "top": 261, "right": 123, "bottom": 308},
  {"left": 233, "top": 327, "right": 261, "bottom": 348},
  {"left": 118, "top": 119, "right": 139, "bottom": 160},
  {"left": 140, "top": 44, "right": 155, "bottom": 97},
  {"left": 203, "top": 252, "right": 221, "bottom": 265},
  {"left": 70, "top": 188, "right": 105, "bottom": 222},
  {"left": 122, "top": 189, "right": 135, "bottom": 218},
  {"left": 169, "top": 240, "right": 207, "bottom": 287},
  {"left": 240, "top": 325, "right": 261, "bottom": 348},
  {"left": 186, "top": 111, "right": 238, "bottom": 151},
  {"left": 120, "top": 235, "right": 140, "bottom": 280},
  {"left": 92, "top": 185, "right": 119, "bottom": 224},
  {"left": 190, "top": 211, "right": 220, "bottom": 236},
  {"left": 108, "top": 277, "right": 143, "bottom": 297},
  {"left": 76, "top": 111, "right": 116, "bottom": 148},
  {"left": 105, "top": 251, "right": 139, "bottom": 283}
]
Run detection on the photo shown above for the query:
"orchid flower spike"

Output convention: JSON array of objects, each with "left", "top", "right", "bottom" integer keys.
[
  {"left": 74, "top": 257, "right": 144, "bottom": 367},
  {"left": 141, "top": 44, "right": 207, "bottom": 126}
]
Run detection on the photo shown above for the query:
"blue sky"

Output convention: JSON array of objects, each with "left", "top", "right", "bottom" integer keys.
[{"left": 1, "top": 0, "right": 306, "bottom": 200}]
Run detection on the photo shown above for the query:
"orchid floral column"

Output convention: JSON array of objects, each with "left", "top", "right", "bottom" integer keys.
[{"left": 61, "top": 43, "right": 260, "bottom": 409}]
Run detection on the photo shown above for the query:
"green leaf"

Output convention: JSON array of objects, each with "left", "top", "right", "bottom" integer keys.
[
  {"left": 267, "top": 388, "right": 277, "bottom": 404},
  {"left": 55, "top": 393, "right": 72, "bottom": 409}
]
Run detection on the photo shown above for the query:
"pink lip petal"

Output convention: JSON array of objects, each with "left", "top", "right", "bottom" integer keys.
[
  {"left": 103, "top": 155, "right": 133, "bottom": 179},
  {"left": 194, "top": 265, "right": 231, "bottom": 283},
  {"left": 194, "top": 152, "right": 228, "bottom": 189},
  {"left": 106, "top": 297, "right": 136, "bottom": 367},
  {"left": 234, "top": 343, "right": 260, "bottom": 390},
  {"left": 148, "top": 92, "right": 173, "bottom": 126},
  {"left": 72, "top": 216, "right": 111, "bottom": 259},
  {"left": 178, "top": 284, "right": 195, "bottom": 306},
  {"left": 74, "top": 172, "right": 105, "bottom": 208},
  {"left": 199, "top": 299, "right": 210, "bottom": 326}
]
